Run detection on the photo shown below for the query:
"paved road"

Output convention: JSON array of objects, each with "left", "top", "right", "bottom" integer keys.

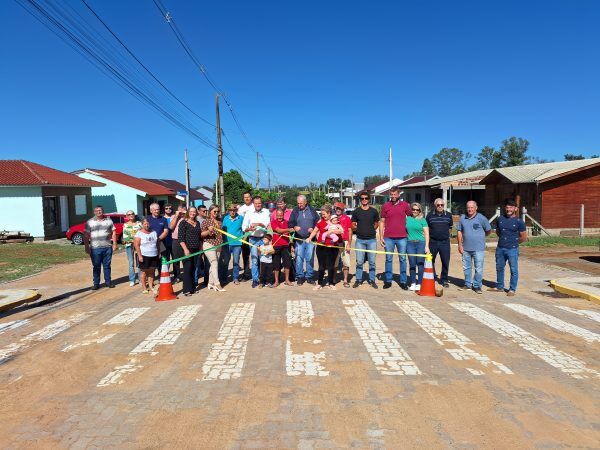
[{"left": 0, "top": 251, "right": 599, "bottom": 449}]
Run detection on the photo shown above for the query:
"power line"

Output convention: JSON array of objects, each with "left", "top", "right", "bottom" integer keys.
[
  {"left": 80, "top": 0, "right": 215, "bottom": 128},
  {"left": 152, "top": 0, "right": 282, "bottom": 181},
  {"left": 14, "top": 0, "right": 217, "bottom": 150}
]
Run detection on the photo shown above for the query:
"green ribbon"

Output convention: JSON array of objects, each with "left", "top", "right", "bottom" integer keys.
[{"left": 162, "top": 231, "right": 252, "bottom": 265}]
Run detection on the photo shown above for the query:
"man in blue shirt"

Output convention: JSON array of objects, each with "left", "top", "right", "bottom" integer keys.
[
  {"left": 219, "top": 204, "right": 245, "bottom": 285},
  {"left": 489, "top": 199, "right": 527, "bottom": 296},
  {"left": 426, "top": 198, "right": 453, "bottom": 288},
  {"left": 456, "top": 201, "right": 492, "bottom": 293}
]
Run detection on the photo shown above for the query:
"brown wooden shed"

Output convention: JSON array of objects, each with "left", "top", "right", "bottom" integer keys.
[{"left": 479, "top": 158, "right": 600, "bottom": 231}]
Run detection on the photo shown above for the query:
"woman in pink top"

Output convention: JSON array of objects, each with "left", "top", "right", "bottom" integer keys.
[{"left": 305, "top": 203, "right": 343, "bottom": 290}]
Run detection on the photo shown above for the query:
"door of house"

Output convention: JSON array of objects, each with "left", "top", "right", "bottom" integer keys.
[{"left": 59, "top": 196, "right": 69, "bottom": 232}]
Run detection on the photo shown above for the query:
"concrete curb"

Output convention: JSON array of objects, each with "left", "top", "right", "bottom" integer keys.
[
  {"left": 0, "top": 289, "right": 42, "bottom": 313},
  {"left": 550, "top": 278, "right": 600, "bottom": 305}
]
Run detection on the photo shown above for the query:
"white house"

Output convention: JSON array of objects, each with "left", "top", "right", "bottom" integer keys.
[
  {"left": 195, "top": 186, "right": 214, "bottom": 208},
  {"left": 0, "top": 160, "right": 104, "bottom": 239},
  {"left": 73, "top": 169, "right": 179, "bottom": 216}
]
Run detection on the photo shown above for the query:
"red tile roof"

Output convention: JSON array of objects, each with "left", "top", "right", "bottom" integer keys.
[
  {"left": 81, "top": 169, "right": 174, "bottom": 196},
  {"left": 0, "top": 160, "right": 104, "bottom": 187},
  {"left": 144, "top": 179, "right": 208, "bottom": 201}
]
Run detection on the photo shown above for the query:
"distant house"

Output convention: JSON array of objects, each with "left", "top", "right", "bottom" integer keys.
[
  {"left": 195, "top": 186, "right": 214, "bottom": 207},
  {"left": 73, "top": 169, "right": 179, "bottom": 216},
  {"left": 400, "top": 170, "right": 492, "bottom": 215},
  {"left": 0, "top": 160, "right": 104, "bottom": 240},
  {"left": 355, "top": 178, "right": 404, "bottom": 205},
  {"left": 144, "top": 179, "right": 208, "bottom": 206},
  {"left": 480, "top": 158, "right": 600, "bottom": 232}
]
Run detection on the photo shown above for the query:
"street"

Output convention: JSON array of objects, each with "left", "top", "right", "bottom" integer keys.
[{"left": 0, "top": 250, "right": 599, "bottom": 449}]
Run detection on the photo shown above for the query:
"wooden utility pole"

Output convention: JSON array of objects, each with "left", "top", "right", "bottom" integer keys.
[
  {"left": 184, "top": 148, "right": 190, "bottom": 208},
  {"left": 256, "top": 152, "right": 260, "bottom": 189},
  {"left": 268, "top": 168, "right": 271, "bottom": 192},
  {"left": 388, "top": 146, "right": 393, "bottom": 192},
  {"left": 216, "top": 95, "right": 225, "bottom": 211}
]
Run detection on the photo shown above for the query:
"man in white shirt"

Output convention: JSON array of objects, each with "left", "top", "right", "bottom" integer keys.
[
  {"left": 242, "top": 195, "right": 271, "bottom": 287},
  {"left": 237, "top": 191, "right": 254, "bottom": 280}
]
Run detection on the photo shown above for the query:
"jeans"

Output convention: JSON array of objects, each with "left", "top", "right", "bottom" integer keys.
[
  {"left": 229, "top": 246, "right": 243, "bottom": 281},
  {"left": 294, "top": 240, "right": 315, "bottom": 281},
  {"left": 125, "top": 245, "right": 139, "bottom": 283},
  {"left": 496, "top": 247, "right": 519, "bottom": 292},
  {"left": 218, "top": 245, "right": 230, "bottom": 283},
  {"left": 462, "top": 250, "right": 485, "bottom": 289},
  {"left": 429, "top": 239, "right": 450, "bottom": 284},
  {"left": 249, "top": 237, "right": 263, "bottom": 282},
  {"left": 407, "top": 240, "right": 425, "bottom": 285},
  {"left": 194, "top": 254, "right": 208, "bottom": 285},
  {"left": 90, "top": 246, "right": 112, "bottom": 286},
  {"left": 355, "top": 238, "right": 377, "bottom": 283},
  {"left": 384, "top": 237, "right": 407, "bottom": 283}
]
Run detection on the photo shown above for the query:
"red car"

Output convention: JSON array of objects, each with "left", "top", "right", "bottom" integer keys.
[{"left": 66, "top": 213, "right": 126, "bottom": 245}]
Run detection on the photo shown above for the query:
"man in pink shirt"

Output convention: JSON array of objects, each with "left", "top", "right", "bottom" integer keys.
[
  {"left": 378, "top": 186, "right": 411, "bottom": 290},
  {"left": 334, "top": 202, "right": 352, "bottom": 288},
  {"left": 270, "top": 198, "right": 292, "bottom": 221}
]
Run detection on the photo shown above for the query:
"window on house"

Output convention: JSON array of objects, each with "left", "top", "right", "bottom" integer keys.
[
  {"left": 75, "top": 195, "right": 87, "bottom": 215},
  {"left": 43, "top": 196, "right": 59, "bottom": 227},
  {"left": 415, "top": 193, "right": 422, "bottom": 202}
]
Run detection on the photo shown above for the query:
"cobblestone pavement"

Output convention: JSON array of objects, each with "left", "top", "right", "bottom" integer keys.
[{"left": 0, "top": 250, "right": 599, "bottom": 449}]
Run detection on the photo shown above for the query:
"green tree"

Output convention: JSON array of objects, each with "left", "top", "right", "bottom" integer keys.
[
  {"left": 309, "top": 190, "right": 328, "bottom": 208},
  {"left": 499, "top": 137, "right": 530, "bottom": 167},
  {"left": 420, "top": 158, "right": 435, "bottom": 175},
  {"left": 363, "top": 175, "right": 387, "bottom": 187},
  {"left": 592, "top": 154, "right": 599, "bottom": 158},
  {"left": 431, "top": 147, "right": 470, "bottom": 176},
  {"left": 472, "top": 146, "right": 502, "bottom": 170},
  {"left": 222, "top": 170, "right": 253, "bottom": 207},
  {"left": 564, "top": 153, "right": 585, "bottom": 161}
]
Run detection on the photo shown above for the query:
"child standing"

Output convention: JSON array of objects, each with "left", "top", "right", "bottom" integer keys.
[{"left": 259, "top": 234, "right": 275, "bottom": 288}]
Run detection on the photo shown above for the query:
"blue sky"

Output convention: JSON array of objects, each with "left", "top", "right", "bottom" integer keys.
[{"left": 1, "top": 1, "right": 599, "bottom": 187}]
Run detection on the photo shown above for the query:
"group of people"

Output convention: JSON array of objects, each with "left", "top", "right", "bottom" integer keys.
[{"left": 83, "top": 190, "right": 527, "bottom": 296}]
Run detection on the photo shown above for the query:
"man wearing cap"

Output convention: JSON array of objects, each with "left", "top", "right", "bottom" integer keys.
[
  {"left": 334, "top": 202, "right": 352, "bottom": 287},
  {"left": 489, "top": 199, "right": 527, "bottom": 296},
  {"left": 378, "top": 186, "right": 411, "bottom": 289},
  {"left": 426, "top": 198, "right": 453, "bottom": 288}
]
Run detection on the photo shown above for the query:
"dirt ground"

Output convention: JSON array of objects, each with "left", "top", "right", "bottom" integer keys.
[
  {"left": 518, "top": 245, "right": 600, "bottom": 276},
  {"left": 0, "top": 244, "right": 599, "bottom": 448}
]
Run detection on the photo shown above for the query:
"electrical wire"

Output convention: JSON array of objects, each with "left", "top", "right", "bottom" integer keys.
[{"left": 14, "top": 0, "right": 217, "bottom": 150}]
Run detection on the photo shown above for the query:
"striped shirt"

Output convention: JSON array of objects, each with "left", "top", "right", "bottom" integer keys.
[{"left": 85, "top": 217, "right": 115, "bottom": 249}]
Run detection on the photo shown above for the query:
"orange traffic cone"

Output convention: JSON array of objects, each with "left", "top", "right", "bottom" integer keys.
[
  {"left": 418, "top": 254, "right": 436, "bottom": 297},
  {"left": 155, "top": 260, "right": 178, "bottom": 302}
]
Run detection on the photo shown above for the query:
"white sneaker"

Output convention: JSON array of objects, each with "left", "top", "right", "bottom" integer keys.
[
  {"left": 414, "top": 284, "right": 421, "bottom": 292},
  {"left": 129, "top": 281, "right": 135, "bottom": 287},
  {"left": 408, "top": 284, "right": 416, "bottom": 291}
]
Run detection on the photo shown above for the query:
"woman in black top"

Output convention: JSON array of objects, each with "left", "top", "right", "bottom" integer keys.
[{"left": 178, "top": 207, "right": 201, "bottom": 295}]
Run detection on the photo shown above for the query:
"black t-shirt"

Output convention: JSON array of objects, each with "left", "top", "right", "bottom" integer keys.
[{"left": 351, "top": 207, "right": 380, "bottom": 240}]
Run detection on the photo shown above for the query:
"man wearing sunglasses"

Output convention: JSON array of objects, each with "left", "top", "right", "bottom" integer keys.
[
  {"left": 351, "top": 193, "right": 380, "bottom": 288},
  {"left": 426, "top": 198, "right": 453, "bottom": 288},
  {"left": 379, "top": 185, "right": 411, "bottom": 289}
]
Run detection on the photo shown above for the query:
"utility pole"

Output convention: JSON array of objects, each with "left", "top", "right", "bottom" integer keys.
[
  {"left": 388, "top": 146, "right": 393, "bottom": 192},
  {"left": 184, "top": 148, "right": 190, "bottom": 208},
  {"left": 268, "top": 168, "right": 271, "bottom": 192},
  {"left": 256, "top": 152, "right": 260, "bottom": 189},
  {"left": 216, "top": 95, "right": 225, "bottom": 211}
]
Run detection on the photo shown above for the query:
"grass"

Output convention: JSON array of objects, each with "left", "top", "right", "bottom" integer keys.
[
  {"left": 522, "top": 236, "right": 600, "bottom": 247},
  {"left": 0, "top": 243, "right": 89, "bottom": 283}
]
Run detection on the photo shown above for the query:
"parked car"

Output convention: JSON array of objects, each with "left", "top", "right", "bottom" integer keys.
[{"left": 66, "top": 213, "right": 127, "bottom": 245}]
